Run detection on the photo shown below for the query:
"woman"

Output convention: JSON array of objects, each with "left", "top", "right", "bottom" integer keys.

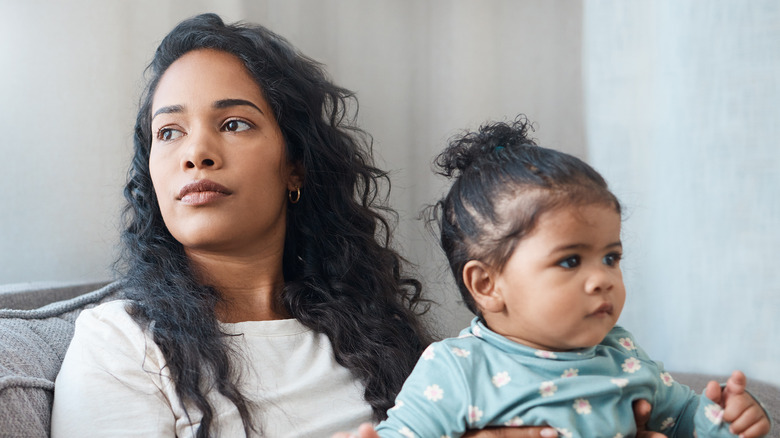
[{"left": 52, "top": 13, "right": 656, "bottom": 438}]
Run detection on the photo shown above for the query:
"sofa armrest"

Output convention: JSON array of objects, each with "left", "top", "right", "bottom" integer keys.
[
  {"left": 0, "top": 281, "right": 110, "bottom": 310},
  {"left": 0, "top": 281, "right": 122, "bottom": 437}
]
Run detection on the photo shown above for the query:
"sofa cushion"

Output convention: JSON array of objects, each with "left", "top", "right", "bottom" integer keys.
[
  {"left": 0, "top": 282, "right": 123, "bottom": 437},
  {"left": 0, "top": 281, "right": 111, "bottom": 311}
]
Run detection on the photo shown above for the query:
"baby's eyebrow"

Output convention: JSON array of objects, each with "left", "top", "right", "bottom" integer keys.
[
  {"left": 550, "top": 243, "right": 590, "bottom": 253},
  {"left": 548, "top": 241, "right": 622, "bottom": 255}
]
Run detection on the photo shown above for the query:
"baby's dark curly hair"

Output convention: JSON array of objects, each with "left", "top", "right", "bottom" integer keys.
[{"left": 432, "top": 115, "right": 621, "bottom": 314}]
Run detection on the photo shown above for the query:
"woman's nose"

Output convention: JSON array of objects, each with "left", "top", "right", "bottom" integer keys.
[
  {"left": 182, "top": 130, "right": 222, "bottom": 170},
  {"left": 185, "top": 157, "right": 216, "bottom": 169}
]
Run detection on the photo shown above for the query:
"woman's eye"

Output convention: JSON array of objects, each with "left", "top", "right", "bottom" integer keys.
[
  {"left": 223, "top": 119, "right": 251, "bottom": 132},
  {"left": 157, "top": 127, "right": 183, "bottom": 141},
  {"left": 603, "top": 252, "right": 622, "bottom": 267},
  {"left": 558, "top": 256, "right": 581, "bottom": 269}
]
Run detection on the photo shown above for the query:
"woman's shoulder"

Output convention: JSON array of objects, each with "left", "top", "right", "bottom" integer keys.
[
  {"left": 73, "top": 299, "right": 154, "bottom": 351},
  {"left": 76, "top": 299, "right": 136, "bottom": 328},
  {"left": 80, "top": 298, "right": 133, "bottom": 316}
]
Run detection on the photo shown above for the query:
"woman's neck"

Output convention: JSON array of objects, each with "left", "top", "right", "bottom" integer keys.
[{"left": 185, "top": 248, "right": 290, "bottom": 323}]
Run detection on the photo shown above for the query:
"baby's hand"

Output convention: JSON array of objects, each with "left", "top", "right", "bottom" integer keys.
[
  {"left": 705, "top": 370, "right": 771, "bottom": 437},
  {"left": 331, "top": 423, "right": 380, "bottom": 438}
]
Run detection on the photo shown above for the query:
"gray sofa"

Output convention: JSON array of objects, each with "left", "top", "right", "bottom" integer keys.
[{"left": 1, "top": 281, "right": 777, "bottom": 437}]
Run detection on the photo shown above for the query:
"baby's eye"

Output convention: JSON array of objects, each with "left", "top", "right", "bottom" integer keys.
[
  {"left": 558, "top": 255, "right": 581, "bottom": 269},
  {"left": 603, "top": 252, "right": 622, "bottom": 267},
  {"left": 157, "top": 127, "right": 184, "bottom": 141},
  {"left": 222, "top": 119, "right": 252, "bottom": 132}
]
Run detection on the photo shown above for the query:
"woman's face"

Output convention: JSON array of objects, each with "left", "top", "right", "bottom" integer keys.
[{"left": 149, "top": 49, "right": 300, "bottom": 257}]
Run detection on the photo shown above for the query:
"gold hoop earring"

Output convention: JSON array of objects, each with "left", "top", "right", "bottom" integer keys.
[{"left": 288, "top": 187, "right": 301, "bottom": 204}]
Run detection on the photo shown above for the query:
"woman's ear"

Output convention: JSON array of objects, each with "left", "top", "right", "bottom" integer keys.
[
  {"left": 287, "top": 161, "right": 305, "bottom": 191},
  {"left": 463, "top": 260, "right": 505, "bottom": 314}
]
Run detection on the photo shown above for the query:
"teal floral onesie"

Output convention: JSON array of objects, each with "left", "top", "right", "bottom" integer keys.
[{"left": 376, "top": 319, "right": 737, "bottom": 438}]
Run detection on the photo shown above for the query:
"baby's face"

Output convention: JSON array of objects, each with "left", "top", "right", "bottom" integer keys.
[{"left": 488, "top": 204, "right": 625, "bottom": 351}]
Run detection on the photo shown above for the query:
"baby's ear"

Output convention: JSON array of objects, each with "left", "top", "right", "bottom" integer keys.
[{"left": 463, "top": 260, "right": 504, "bottom": 313}]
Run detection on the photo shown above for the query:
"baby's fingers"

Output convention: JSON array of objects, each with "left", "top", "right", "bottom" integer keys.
[
  {"left": 728, "top": 403, "right": 771, "bottom": 438},
  {"left": 705, "top": 380, "right": 723, "bottom": 404},
  {"left": 724, "top": 393, "right": 755, "bottom": 422},
  {"left": 725, "top": 370, "right": 747, "bottom": 396}
]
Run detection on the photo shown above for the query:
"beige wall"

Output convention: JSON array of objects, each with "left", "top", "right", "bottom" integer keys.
[{"left": 0, "top": 0, "right": 584, "bottom": 337}]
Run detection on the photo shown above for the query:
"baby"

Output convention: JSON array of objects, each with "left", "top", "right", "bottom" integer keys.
[{"left": 374, "top": 118, "right": 771, "bottom": 437}]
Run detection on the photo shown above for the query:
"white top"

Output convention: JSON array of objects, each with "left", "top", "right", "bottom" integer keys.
[{"left": 51, "top": 300, "right": 373, "bottom": 437}]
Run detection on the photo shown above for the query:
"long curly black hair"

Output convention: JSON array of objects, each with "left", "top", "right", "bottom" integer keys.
[
  {"left": 432, "top": 116, "right": 621, "bottom": 314},
  {"left": 119, "top": 13, "right": 431, "bottom": 437}
]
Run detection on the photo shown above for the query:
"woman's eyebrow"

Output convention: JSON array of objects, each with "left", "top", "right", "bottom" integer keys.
[
  {"left": 151, "top": 99, "right": 264, "bottom": 120},
  {"left": 213, "top": 98, "right": 264, "bottom": 114},
  {"left": 152, "top": 104, "right": 184, "bottom": 119}
]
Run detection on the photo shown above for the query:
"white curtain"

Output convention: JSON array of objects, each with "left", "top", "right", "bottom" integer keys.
[{"left": 583, "top": 1, "right": 780, "bottom": 386}]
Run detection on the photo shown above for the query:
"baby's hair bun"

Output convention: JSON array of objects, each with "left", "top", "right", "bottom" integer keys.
[{"left": 435, "top": 115, "right": 536, "bottom": 178}]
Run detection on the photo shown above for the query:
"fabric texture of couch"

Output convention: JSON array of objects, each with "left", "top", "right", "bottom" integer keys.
[
  {"left": 0, "top": 281, "right": 777, "bottom": 437},
  {"left": 0, "top": 281, "right": 120, "bottom": 437}
]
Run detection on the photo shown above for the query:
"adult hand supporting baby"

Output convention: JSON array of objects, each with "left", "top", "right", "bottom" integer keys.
[
  {"left": 633, "top": 399, "right": 667, "bottom": 438},
  {"left": 704, "top": 370, "right": 771, "bottom": 438},
  {"left": 332, "top": 399, "right": 664, "bottom": 437},
  {"left": 331, "top": 424, "right": 558, "bottom": 438}
]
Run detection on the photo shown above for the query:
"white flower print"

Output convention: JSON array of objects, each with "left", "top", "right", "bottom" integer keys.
[
  {"left": 504, "top": 417, "right": 524, "bottom": 426},
  {"left": 424, "top": 384, "right": 444, "bottom": 402},
  {"left": 561, "top": 368, "right": 579, "bottom": 378},
  {"left": 704, "top": 403, "right": 724, "bottom": 425},
  {"left": 573, "top": 398, "right": 592, "bottom": 415},
  {"left": 621, "top": 357, "right": 641, "bottom": 373},
  {"left": 468, "top": 405, "right": 484, "bottom": 424},
  {"left": 660, "top": 417, "right": 675, "bottom": 430},
  {"left": 472, "top": 325, "right": 483, "bottom": 338},
  {"left": 452, "top": 347, "right": 471, "bottom": 358},
  {"left": 613, "top": 434, "right": 624, "bottom": 438},
  {"left": 556, "top": 428, "right": 573, "bottom": 438},
  {"left": 539, "top": 381, "right": 558, "bottom": 397},
  {"left": 399, "top": 427, "right": 415, "bottom": 438},
  {"left": 457, "top": 333, "right": 473, "bottom": 339},
  {"left": 389, "top": 400, "right": 404, "bottom": 411},
  {"left": 535, "top": 350, "right": 558, "bottom": 359},
  {"left": 660, "top": 372, "right": 674, "bottom": 387},
  {"left": 618, "top": 337, "right": 636, "bottom": 351},
  {"left": 421, "top": 345, "right": 435, "bottom": 360},
  {"left": 611, "top": 378, "right": 629, "bottom": 388},
  {"left": 492, "top": 371, "right": 511, "bottom": 388}
]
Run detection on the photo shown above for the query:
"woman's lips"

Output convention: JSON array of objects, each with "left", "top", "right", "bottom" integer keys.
[{"left": 178, "top": 180, "right": 231, "bottom": 206}]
